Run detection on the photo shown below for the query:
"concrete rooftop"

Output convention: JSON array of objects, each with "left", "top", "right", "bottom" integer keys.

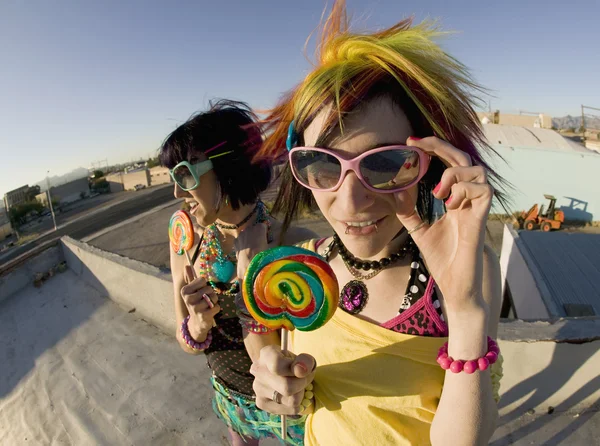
[
  {"left": 0, "top": 269, "right": 231, "bottom": 445},
  {"left": 1, "top": 258, "right": 599, "bottom": 445}
]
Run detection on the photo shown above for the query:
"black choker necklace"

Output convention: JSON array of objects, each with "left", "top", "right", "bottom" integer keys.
[
  {"left": 333, "top": 233, "right": 412, "bottom": 271},
  {"left": 214, "top": 201, "right": 260, "bottom": 230}
]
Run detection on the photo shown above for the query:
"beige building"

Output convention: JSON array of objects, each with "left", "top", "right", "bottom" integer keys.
[
  {"left": 149, "top": 166, "right": 172, "bottom": 186},
  {"left": 0, "top": 221, "right": 11, "bottom": 240},
  {"left": 106, "top": 169, "right": 151, "bottom": 192},
  {"left": 105, "top": 172, "right": 125, "bottom": 193},
  {"left": 36, "top": 177, "right": 89, "bottom": 206},
  {"left": 477, "top": 112, "right": 553, "bottom": 129},
  {"left": 106, "top": 168, "right": 169, "bottom": 192},
  {"left": 123, "top": 169, "right": 151, "bottom": 191},
  {"left": 35, "top": 192, "right": 49, "bottom": 206},
  {"left": 0, "top": 208, "right": 12, "bottom": 240},
  {"left": 3, "top": 185, "right": 29, "bottom": 210}
]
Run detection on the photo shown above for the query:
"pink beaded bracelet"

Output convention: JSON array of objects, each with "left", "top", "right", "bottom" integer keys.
[
  {"left": 181, "top": 315, "right": 213, "bottom": 351},
  {"left": 436, "top": 336, "right": 500, "bottom": 374}
]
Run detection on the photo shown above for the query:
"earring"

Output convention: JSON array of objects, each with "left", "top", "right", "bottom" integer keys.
[{"left": 224, "top": 196, "right": 229, "bottom": 206}]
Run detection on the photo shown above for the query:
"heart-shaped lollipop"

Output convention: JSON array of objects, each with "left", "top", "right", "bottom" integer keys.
[
  {"left": 242, "top": 245, "right": 339, "bottom": 440},
  {"left": 242, "top": 246, "right": 339, "bottom": 332}
]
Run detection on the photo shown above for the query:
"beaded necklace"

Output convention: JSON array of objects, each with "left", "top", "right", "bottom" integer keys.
[
  {"left": 197, "top": 225, "right": 237, "bottom": 283},
  {"left": 197, "top": 200, "right": 273, "bottom": 285},
  {"left": 197, "top": 202, "right": 272, "bottom": 343}
]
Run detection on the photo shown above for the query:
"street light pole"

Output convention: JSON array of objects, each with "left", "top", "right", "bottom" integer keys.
[{"left": 46, "top": 172, "right": 57, "bottom": 231}]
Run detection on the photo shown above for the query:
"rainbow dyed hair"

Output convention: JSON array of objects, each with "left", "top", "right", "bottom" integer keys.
[{"left": 259, "top": 1, "right": 507, "bottom": 233}]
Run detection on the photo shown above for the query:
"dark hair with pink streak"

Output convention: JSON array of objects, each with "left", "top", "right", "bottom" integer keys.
[{"left": 159, "top": 99, "right": 271, "bottom": 211}]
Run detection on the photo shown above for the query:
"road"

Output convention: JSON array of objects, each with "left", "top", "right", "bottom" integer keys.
[{"left": 0, "top": 186, "right": 174, "bottom": 267}]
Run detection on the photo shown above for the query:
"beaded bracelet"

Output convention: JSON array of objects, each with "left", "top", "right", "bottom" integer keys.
[
  {"left": 181, "top": 315, "right": 213, "bottom": 351},
  {"left": 300, "top": 383, "right": 314, "bottom": 412},
  {"left": 437, "top": 336, "right": 500, "bottom": 374}
]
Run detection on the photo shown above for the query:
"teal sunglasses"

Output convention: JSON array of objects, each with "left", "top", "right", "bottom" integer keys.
[{"left": 169, "top": 141, "right": 233, "bottom": 191}]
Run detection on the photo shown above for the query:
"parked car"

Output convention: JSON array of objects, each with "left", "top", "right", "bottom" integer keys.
[{"left": 134, "top": 184, "right": 146, "bottom": 191}]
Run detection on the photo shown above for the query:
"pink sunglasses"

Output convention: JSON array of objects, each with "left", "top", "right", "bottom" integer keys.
[{"left": 288, "top": 145, "right": 431, "bottom": 193}]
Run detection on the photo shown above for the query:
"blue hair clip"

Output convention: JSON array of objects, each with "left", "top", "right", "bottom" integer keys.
[{"left": 286, "top": 121, "right": 298, "bottom": 151}]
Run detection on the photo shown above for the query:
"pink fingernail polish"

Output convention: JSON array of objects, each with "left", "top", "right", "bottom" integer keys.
[
  {"left": 296, "top": 363, "right": 308, "bottom": 374},
  {"left": 445, "top": 196, "right": 453, "bottom": 205},
  {"left": 408, "top": 136, "right": 422, "bottom": 141},
  {"left": 433, "top": 182, "right": 441, "bottom": 194},
  {"left": 403, "top": 162, "right": 412, "bottom": 169}
]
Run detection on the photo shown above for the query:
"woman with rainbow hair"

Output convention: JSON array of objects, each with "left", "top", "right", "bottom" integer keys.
[{"left": 246, "top": 2, "right": 505, "bottom": 445}]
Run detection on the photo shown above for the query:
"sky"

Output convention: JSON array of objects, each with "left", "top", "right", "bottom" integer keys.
[{"left": 1, "top": 0, "right": 599, "bottom": 199}]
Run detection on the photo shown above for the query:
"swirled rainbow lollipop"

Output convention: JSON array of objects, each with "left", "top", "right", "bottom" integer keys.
[
  {"left": 242, "top": 246, "right": 339, "bottom": 332},
  {"left": 243, "top": 246, "right": 338, "bottom": 439},
  {"left": 169, "top": 210, "right": 194, "bottom": 255},
  {"left": 169, "top": 209, "right": 212, "bottom": 308}
]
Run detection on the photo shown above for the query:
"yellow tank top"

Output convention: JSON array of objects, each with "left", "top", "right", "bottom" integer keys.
[{"left": 292, "top": 239, "right": 503, "bottom": 446}]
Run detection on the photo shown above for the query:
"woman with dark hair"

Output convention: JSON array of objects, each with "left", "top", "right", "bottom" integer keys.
[
  {"left": 246, "top": 2, "right": 505, "bottom": 445},
  {"left": 160, "top": 99, "right": 313, "bottom": 445}
]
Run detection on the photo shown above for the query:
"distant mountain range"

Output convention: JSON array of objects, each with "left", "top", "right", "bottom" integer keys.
[
  {"left": 552, "top": 115, "right": 600, "bottom": 130},
  {"left": 35, "top": 167, "right": 89, "bottom": 192}
]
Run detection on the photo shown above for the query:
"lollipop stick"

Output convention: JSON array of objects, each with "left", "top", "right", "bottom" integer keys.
[
  {"left": 281, "top": 328, "right": 289, "bottom": 440},
  {"left": 184, "top": 250, "right": 216, "bottom": 328},
  {"left": 184, "top": 251, "right": 214, "bottom": 308}
]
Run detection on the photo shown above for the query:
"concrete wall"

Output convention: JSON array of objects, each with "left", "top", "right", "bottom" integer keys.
[
  {"left": 497, "top": 318, "right": 600, "bottom": 416},
  {"left": 500, "top": 225, "right": 551, "bottom": 319},
  {"left": 0, "top": 243, "right": 63, "bottom": 305},
  {"left": 149, "top": 166, "right": 172, "bottom": 186},
  {"left": 122, "top": 169, "right": 150, "bottom": 191},
  {"left": 486, "top": 144, "right": 600, "bottom": 221},
  {"left": 60, "top": 236, "right": 175, "bottom": 333},
  {"left": 51, "top": 237, "right": 600, "bottom": 418}
]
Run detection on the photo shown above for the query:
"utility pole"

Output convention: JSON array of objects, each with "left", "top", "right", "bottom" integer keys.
[
  {"left": 581, "top": 104, "right": 586, "bottom": 142},
  {"left": 46, "top": 172, "right": 57, "bottom": 231}
]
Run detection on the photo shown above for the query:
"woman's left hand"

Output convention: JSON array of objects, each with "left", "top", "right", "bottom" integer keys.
[
  {"left": 234, "top": 222, "right": 270, "bottom": 280},
  {"left": 396, "top": 136, "right": 493, "bottom": 318}
]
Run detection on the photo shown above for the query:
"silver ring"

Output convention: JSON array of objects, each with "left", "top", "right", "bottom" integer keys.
[
  {"left": 407, "top": 221, "right": 426, "bottom": 235},
  {"left": 272, "top": 390, "right": 282, "bottom": 404}
]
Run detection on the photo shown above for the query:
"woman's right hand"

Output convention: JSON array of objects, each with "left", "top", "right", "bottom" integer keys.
[
  {"left": 180, "top": 265, "right": 220, "bottom": 341},
  {"left": 250, "top": 345, "right": 316, "bottom": 415}
]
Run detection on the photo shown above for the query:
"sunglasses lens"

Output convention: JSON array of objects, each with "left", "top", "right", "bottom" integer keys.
[
  {"left": 173, "top": 164, "right": 197, "bottom": 190},
  {"left": 290, "top": 150, "right": 341, "bottom": 190},
  {"left": 360, "top": 149, "right": 421, "bottom": 190}
]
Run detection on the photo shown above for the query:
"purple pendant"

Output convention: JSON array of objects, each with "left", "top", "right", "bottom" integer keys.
[{"left": 339, "top": 280, "right": 369, "bottom": 315}]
